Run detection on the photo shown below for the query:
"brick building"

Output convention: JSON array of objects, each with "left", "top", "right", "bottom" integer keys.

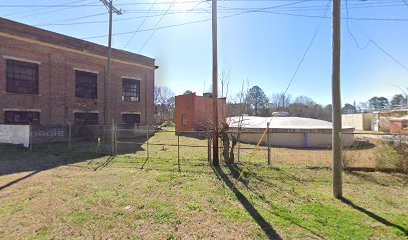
[
  {"left": 381, "top": 117, "right": 408, "bottom": 134},
  {"left": 175, "top": 92, "right": 226, "bottom": 131},
  {"left": 0, "top": 18, "right": 157, "bottom": 126}
]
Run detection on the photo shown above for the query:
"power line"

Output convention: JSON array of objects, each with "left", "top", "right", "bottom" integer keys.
[
  {"left": 346, "top": 0, "right": 369, "bottom": 49},
  {"left": 80, "top": 3, "right": 408, "bottom": 40},
  {"left": 138, "top": 0, "right": 177, "bottom": 53},
  {"left": 124, "top": 0, "right": 159, "bottom": 49},
  {"left": 33, "top": 12, "right": 108, "bottom": 26},
  {"left": 1, "top": 0, "right": 401, "bottom": 10},
  {"left": 81, "top": 0, "right": 311, "bottom": 40},
  {"left": 2, "top": 0, "right": 97, "bottom": 18},
  {"left": 282, "top": 0, "right": 331, "bottom": 98},
  {"left": 345, "top": 0, "right": 408, "bottom": 71},
  {"left": 21, "top": 0, "right": 408, "bottom": 28},
  {"left": 349, "top": 22, "right": 408, "bottom": 71},
  {"left": 32, "top": 10, "right": 408, "bottom": 28}
]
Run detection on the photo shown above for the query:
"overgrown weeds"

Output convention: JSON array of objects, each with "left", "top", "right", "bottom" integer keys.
[{"left": 375, "top": 141, "right": 408, "bottom": 173}]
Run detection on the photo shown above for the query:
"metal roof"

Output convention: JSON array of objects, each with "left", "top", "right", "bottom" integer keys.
[{"left": 227, "top": 116, "right": 354, "bottom": 129}]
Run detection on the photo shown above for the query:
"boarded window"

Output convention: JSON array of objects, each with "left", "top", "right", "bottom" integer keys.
[
  {"left": 6, "top": 59, "right": 39, "bottom": 94},
  {"left": 122, "top": 79, "right": 140, "bottom": 102},
  {"left": 75, "top": 70, "right": 97, "bottom": 99},
  {"left": 74, "top": 113, "right": 98, "bottom": 125},
  {"left": 122, "top": 114, "right": 141, "bottom": 124},
  {"left": 5, "top": 111, "right": 40, "bottom": 124},
  {"left": 182, "top": 114, "right": 187, "bottom": 126}
]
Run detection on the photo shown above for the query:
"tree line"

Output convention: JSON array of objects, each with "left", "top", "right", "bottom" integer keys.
[
  {"left": 228, "top": 85, "right": 333, "bottom": 121},
  {"left": 343, "top": 93, "right": 408, "bottom": 113},
  {"left": 154, "top": 84, "right": 407, "bottom": 124}
]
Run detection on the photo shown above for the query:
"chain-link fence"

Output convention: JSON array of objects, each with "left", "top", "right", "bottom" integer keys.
[{"left": 20, "top": 124, "right": 408, "bottom": 173}]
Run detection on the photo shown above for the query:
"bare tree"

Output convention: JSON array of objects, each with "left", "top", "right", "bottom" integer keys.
[
  {"left": 271, "top": 93, "right": 292, "bottom": 111},
  {"left": 154, "top": 85, "right": 175, "bottom": 124},
  {"left": 220, "top": 69, "right": 231, "bottom": 98}
]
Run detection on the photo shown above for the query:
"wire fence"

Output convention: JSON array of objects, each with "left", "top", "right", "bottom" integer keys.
[{"left": 15, "top": 124, "right": 406, "bottom": 173}]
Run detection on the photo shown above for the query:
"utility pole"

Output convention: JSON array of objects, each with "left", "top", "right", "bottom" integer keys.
[
  {"left": 100, "top": 0, "right": 122, "bottom": 125},
  {"left": 332, "top": 0, "right": 342, "bottom": 199},
  {"left": 212, "top": 0, "right": 219, "bottom": 166}
]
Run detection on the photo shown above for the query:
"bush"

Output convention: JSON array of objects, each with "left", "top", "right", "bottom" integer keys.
[
  {"left": 394, "top": 144, "right": 408, "bottom": 173},
  {"left": 375, "top": 141, "right": 408, "bottom": 173}
]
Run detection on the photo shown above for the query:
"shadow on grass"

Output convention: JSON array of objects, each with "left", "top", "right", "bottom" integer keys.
[
  {"left": 210, "top": 164, "right": 282, "bottom": 240},
  {"left": 225, "top": 164, "right": 325, "bottom": 238},
  {"left": 0, "top": 170, "right": 42, "bottom": 191},
  {"left": 347, "top": 171, "right": 407, "bottom": 187},
  {"left": 0, "top": 141, "right": 119, "bottom": 191},
  {"left": 341, "top": 197, "right": 408, "bottom": 236},
  {"left": 140, "top": 157, "right": 150, "bottom": 170},
  {"left": 93, "top": 156, "right": 116, "bottom": 171}
]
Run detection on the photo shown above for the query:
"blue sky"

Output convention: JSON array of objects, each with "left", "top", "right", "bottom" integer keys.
[{"left": 1, "top": 0, "right": 407, "bottom": 105}]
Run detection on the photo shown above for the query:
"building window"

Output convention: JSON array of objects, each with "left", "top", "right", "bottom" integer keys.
[
  {"left": 122, "top": 78, "right": 140, "bottom": 102},
  {"left": 75, "top": 70, "right": 97, "bottom": 99},
  {"left": 182, "top": 114, "right": 187, "bottom": 126},
  {"left": 403, "top": 121, "right": 408, "bottom": 130},
  {"left": 122, "top": 114, "right": 141, "bottom": 124},
  {"left": 6, "top": 59, "right": 39, "bottom": 94},
  {"left": 74, "top": 113, "right": 98, "bottom": 125},
  {"left": 5, "top": 111, "right": 40, "bottom": 124}
]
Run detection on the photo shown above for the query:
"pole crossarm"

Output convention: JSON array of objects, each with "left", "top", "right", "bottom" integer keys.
[{"left": 100, "top": 0, "right": 122, "bottom": 15}]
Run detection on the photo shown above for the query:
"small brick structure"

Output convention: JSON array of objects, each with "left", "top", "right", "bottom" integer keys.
[
  {"left": 381, "top": 117, "right": 408, "bottom": 134},
  {"left": 175, "top": 92, "right": 226, "bottom": 132},
  {"left": 0, "top": 17, "right": 157, "bottom": 126}
]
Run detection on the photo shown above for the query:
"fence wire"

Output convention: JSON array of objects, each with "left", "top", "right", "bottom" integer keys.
[{"left": 12, "top": 124, "right": 405, "bottom": 173}]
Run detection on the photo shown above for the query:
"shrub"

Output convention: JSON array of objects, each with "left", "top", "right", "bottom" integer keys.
[{"left": 375, "top": 141, "right": 408, "bottom": 173}]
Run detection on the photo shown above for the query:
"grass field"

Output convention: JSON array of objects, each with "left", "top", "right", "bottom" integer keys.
[{"left": 0, "top": 130, "right": 407, "bottom": 239}]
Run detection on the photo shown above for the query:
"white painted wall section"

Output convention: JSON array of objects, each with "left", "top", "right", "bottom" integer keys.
[{"left": 0, "top": 125, "right": 30, "bottom": 147}]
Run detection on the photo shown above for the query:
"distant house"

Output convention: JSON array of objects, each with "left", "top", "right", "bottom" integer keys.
[{"left": 175, "top": 92, "right": 226, "bottom": 131}]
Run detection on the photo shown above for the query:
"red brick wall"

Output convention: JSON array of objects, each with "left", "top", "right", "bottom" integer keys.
[
  {"left": 0, "top": 20, "right": 155, "bottom": 125},
  {"left": 388, "top": 120, "right": 408, "bottom": 134},
  {"left": 175, "top": 93, "right": 226, "bottom": 131},
  {"left": 175, "top": 94, "right": 196, "bottom": 131},
  {"left": 194, "top": 96, "right": 226, "bottom": 130}
]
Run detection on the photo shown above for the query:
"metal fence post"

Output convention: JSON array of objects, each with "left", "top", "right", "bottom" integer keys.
[
  {"left": 177, "top": 132, "right": 180, "bottom": 172},
  {"left": 146, "top": 125, "right": 149, "bottom": 159},
  {"left": 114, "top": 122, "right": 118, "bottom": 154},
  {"left": 29, "top": 125, "right": 33, "bottom": 151},
  {"left": 267, "top": 122, "right": 271, "bottom": 165},
  {"left": 111, "top": 121, "right": 115, "bottom": 155},
  {"left": 237, "top": 129, "right": 241, "bottom": 162},
  {"left": 68, "top": 123, "right": 72, "bottom": 150},
  {"left": 208, "top": 130, "right": 211, "bottom": 162}
]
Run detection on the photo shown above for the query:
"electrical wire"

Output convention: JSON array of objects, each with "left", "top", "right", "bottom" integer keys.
[
  {"left": 2, "top": 0, "right": 98, "bottom": 19},
  {"left": 124, "top": 0, "right": 160, "bottom": 49},
  {"left": 346, "top": 0, "right": 370, "bottom": 49},
  {"left": 344, "top": 0, "right": 408, "bottom": 71},
  {"left": 281, "top": 0, "right": 331, "bottom": 101},
  {"left": 138, "top": 0, "right": 178, "bottom": 53},
  {"left": 80, "top": 0, "right": 408, "bottom": 40},
  {"left": 82, "top": 0, "right": 312, "bottom": 39},
  {"left": 350, "top": 22, "right": 408, "bottom": 71}
]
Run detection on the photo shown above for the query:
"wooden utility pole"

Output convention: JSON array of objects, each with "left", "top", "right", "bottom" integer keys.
[
  {"left": 100, "top": 0, "right": 122, "bottom": 125},
  {"left": 212, "top": 0, "right": 219, "bottom": 166},
  {"left": 332, "top": 0, "right": 342, "bottom": 199}
]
